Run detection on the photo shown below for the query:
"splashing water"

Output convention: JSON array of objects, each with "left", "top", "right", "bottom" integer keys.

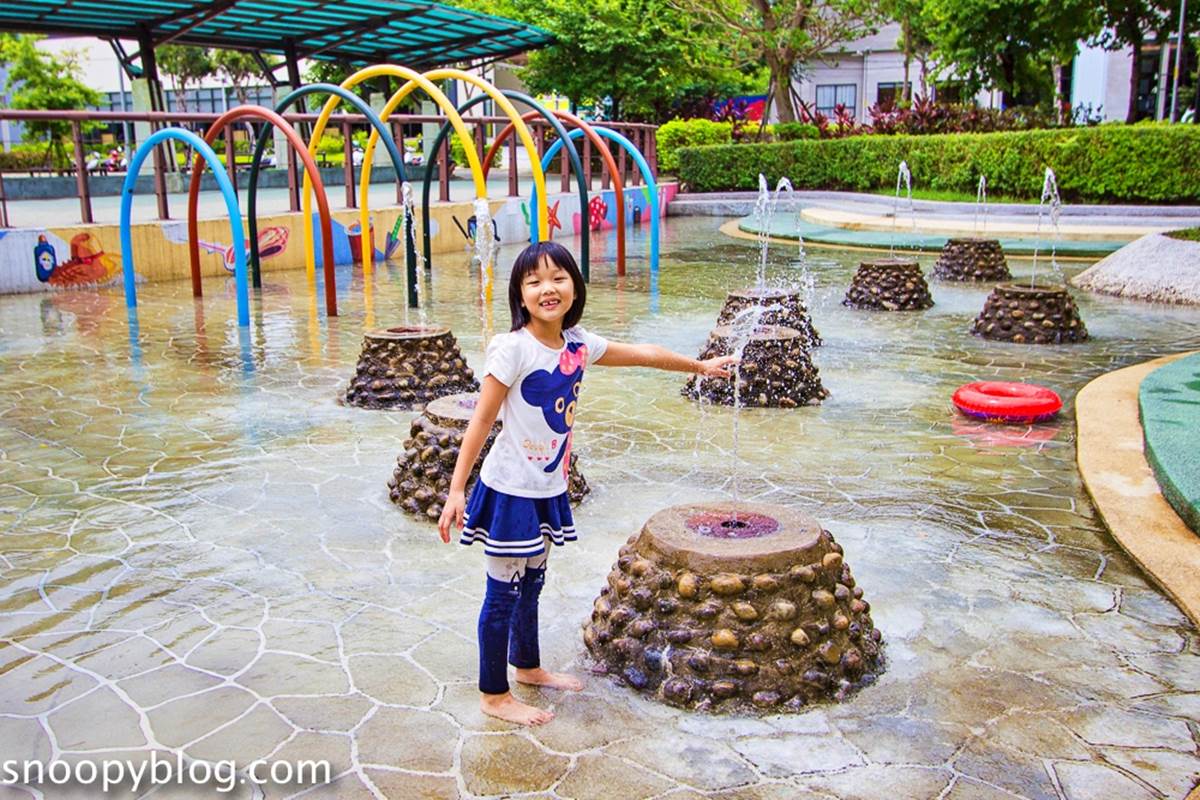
[
  {"left": 974, "top": 175, "right": 988, "bottom": 236},
  {"left": 726, "top": 303, "right": 783, "bottom": 504},
  {"left": 753, "top": 174, "right": 772, "bottom": 288},
  {"left": 752, "top": 174, "right": 810, "bottom": 297},
  {"left": 1030, "top": 168, "right": 1062, "bottom": 287},
  {"left": 890, "top": 161, "right": 913, "bottom": 257},
  {"left": 472, "top": 198, "right": 496, "bottom": 304},
  {"left": 400, "top": 182, "right": 423, "bottom": 318},
  {"left": 771, "top": 177, "right": 815, "bottom": 304}
]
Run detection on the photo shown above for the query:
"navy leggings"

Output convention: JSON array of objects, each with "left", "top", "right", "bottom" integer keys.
[{"left": 478, "top": 542, "right": 548, "bottom": 695}]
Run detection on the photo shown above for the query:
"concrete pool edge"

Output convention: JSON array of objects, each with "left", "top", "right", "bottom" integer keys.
[
  {"left": 717, "top": 219, "right": 1107, "bottom": 261},
  {"left": 1076, "top": 351, "right": 1200, "bottom": 628}
]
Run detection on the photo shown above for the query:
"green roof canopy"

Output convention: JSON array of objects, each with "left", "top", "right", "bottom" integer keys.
[{"left": 0, "top": 0, "right": 554, "bottom": 68}]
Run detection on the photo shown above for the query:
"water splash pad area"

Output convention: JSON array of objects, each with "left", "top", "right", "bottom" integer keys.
[{"left": 1, "top": 216, "right": 1198, "bottom": 798}]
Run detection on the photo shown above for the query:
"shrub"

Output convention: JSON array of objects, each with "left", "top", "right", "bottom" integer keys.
[
  {"left": 657, "top": 118, "right": 733, "bottom": 173},
  {"left": 773, "top": 122, "right": 820, "bottom": 141},
  {"left": 677, "top": 125, "right": 1200, "bottom": 203},
  {"left": 867, "top": 96, "right": 1060, "bottom": 136},
  {"left": 795, "top": 101, "right": 869, "bottom": 139},
  {"left": 449, "top": 134, "right": 503, "bottom": 170},
  {"left": 0, "top": 145, "right": 57, "bottom": 171},
  {"left": 315, "top": 132, "right": 344, "bottom": 157}
]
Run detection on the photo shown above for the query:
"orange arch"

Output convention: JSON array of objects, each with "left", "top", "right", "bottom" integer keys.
[
  {"left": 484, "top": 109, "right": 626, "bottom": 272},
  {"left": 188, "top": 107, "right": 336, "bottom": 313}
]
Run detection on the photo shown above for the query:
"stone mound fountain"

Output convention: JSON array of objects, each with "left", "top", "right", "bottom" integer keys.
[
  {"left": 684, "top": 325, "right": 827, "bottom": 408},
  {"left": 583, "top": 502, "right": 882, "bottom": 711},
  {"left": 970, "top": 283, "right": 1088, "bottom": 344},
  {"left": 844, "top": 259, "right": 934, "bottom": 311},
  {"left": 932, "top": 238, "right": 1012, "bottom": 282},
  {"left": 717, "top": 287, "right": 821, "bottom": 347},
  {"left": 343, "top": 326, "right": 478, "bottom": 410},
  {"left": 388, "top": 392, "right": 589, "bottom": 520}
]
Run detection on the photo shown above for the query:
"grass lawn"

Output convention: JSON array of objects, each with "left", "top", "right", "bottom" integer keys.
[
  {"left": 869, "top": 187, "right": 1040, "bottom": 204},
  {"left": 1165, "top": 226, "right": 1200, "bottom": 241}
]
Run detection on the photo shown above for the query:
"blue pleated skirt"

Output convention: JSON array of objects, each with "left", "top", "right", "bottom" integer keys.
[{"left": 461, "top": 480, "right": 575, "bottom": 557}]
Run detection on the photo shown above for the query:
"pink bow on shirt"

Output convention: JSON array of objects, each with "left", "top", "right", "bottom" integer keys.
[{"left": 559, "top": 344, "right": 589, "bottom": 375}]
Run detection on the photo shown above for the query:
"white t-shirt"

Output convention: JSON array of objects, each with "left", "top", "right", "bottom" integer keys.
[{"left": 478, "top": 326, "right": 608, "bottom": 498}]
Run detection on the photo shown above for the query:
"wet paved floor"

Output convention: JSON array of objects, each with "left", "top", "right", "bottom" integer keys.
[{"left": 1, "top": 218, "right": 1198, "bottom": 799}]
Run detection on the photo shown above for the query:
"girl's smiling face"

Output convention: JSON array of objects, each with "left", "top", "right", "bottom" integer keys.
[{"left": 521, "top": 255, "right": 576, "bottom": 327}]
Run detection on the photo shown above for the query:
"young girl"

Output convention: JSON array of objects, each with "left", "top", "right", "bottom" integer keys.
[{"left": 437, "top": 241, "right": 736, "bottom": 726}]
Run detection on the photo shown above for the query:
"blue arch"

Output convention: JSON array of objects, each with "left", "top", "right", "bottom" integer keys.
[
  {"left": 121, "top": 128, "right": 249, "bottom": 326},
  {"left": 534, "top": 127, "right": 659, "bottom": 272}
]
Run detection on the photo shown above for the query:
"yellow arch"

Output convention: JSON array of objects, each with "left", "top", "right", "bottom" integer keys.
[
  {"left": 300, "top": 64, "right": 488, "bottom": 277},
  {"left": 359, "top": 68, "right": 551, "bottom": 268}
]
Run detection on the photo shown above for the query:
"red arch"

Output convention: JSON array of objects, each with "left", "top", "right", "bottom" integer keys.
[
  {"left": 484, "top": 110, "right": 627, "bottom": 273},
  {"left": 187, "top": 107, "right": 337, "bottom": 315}
]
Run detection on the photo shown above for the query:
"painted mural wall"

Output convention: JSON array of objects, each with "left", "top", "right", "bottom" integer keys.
[{"left": 0, "top": 183, "right": 677, "bottom": 296}]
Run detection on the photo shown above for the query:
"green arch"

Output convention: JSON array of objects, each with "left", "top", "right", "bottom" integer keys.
[
  {"left": 247, "top": 83, "right": 417, "bottom": 306},
  {"left": 421, "top": 90, "right": 590, "bottom": 281}
]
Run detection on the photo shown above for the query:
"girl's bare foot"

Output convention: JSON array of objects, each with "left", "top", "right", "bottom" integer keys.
[
  {"left": 479, "top": 692, "right": 554, "bottom": 725},
  {"left": 514, "top": 666, "right": 584, "bottom": 691}
]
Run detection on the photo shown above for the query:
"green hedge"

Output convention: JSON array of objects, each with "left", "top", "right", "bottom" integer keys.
[
  {"left": 773, "top": 122, "right": 820, "bottom": 141},
  {"left": 657, "top": 119, "right": 733, "bottom": 174},
  {"left": 678, "top": 125, "right": 1200, "bottom": 203}
]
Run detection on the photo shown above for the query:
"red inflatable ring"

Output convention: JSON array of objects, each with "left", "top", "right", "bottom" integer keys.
[{"left": 952, "top": 381, "right": 1062, "bottom": 424}]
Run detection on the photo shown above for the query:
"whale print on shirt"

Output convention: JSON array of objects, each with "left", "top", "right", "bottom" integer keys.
[{"left": 519, "top": 342, "right": 588, "bottom": 477}]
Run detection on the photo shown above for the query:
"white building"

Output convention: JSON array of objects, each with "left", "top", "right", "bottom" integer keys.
[
  {"left": 791, "top": 22, "right": 1186, "bottom": 124},
  {"left": 791, "top": 23, "right": 994, "bottom": 123}
]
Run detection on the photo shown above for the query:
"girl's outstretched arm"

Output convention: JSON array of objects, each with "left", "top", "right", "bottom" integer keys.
[
  {"left": 437, "top": 375, "right": 508, "bottom": 543},
  {"left": 597, "top": 341, "right": 737, "bottom": 378}
]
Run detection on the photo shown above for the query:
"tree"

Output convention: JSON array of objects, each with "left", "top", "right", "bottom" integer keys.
[
  {"left": 156, "top": 44, "right": 214, "bottom": 111},
  {"left": 1095, "top": 0, "right": 1200, "bottom": 121},
  {"left": 459, "top": 0, "right": 759, "bottom": 122},
  {"left": 304, "top": 59, "right": 358, "bottom": 87},
  {"left": 0, "top": 34, "right": 102, "bottom": 165},
  {"left": 670, "top": 0, "right": 882, "bottom": 122},
  {"left": 923, "top": 0, "right": 1099, "bottom": 107},
  {"left": 212, "top": 48, "right": 275, "bottom": 104},
  {"left": 881, "top": 0, "right": 936, "bottom": 105}
]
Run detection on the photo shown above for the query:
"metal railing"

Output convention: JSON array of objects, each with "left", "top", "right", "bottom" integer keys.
[{"left": 0, "top": 109, "right": 658, "bottom": 227}]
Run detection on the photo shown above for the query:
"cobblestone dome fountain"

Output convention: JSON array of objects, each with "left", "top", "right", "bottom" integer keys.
[
  {"left": 684, "top": 324, "right": 827, "bottom": 408},
  {"left": 583, "top": 502, "right": 882, "bottom": 712},
  {"left": 933, "top": 238, "right": 1013, "bottom": 282},
  {"left": 717, "top": 287, "right": 821, "bottom": 347},
  {"left": 388, "top": 392, "right": 589, "bottom": 519},
  {"left": 843, "top": 259, "right": 935, "bottom": 311},
  {"left": 343, "top": 326, "right": 478, "bottom": 410},
  {"left": 971, "top": 283, "right": 1089, "bottom": 344}
]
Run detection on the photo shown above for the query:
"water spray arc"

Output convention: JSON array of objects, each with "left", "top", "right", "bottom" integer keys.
[
  {"left": 537, "top": 126, "right": 659, "bottom": 273},
  {"left": 360, "top": 70, "right": 552, "bottom": 281},
  {"left": 121, "top": 128, "right": 250, "bottom": 327},
  {"left": 476, "top": 107, "right": 630, "bottom": 277},
  {"left": 189, "top": 107, "right": 334, "bottom": 310},
  {"left": 302, "top": 65, "right": 488, "bottom": 309},
  {"left": 245, "top": 84, "right": 410, "bottom": 311},
  {"left": 420, "top": 93, "right": 589, "bottom": 279}
]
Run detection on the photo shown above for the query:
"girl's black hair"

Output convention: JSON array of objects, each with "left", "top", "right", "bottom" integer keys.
[{"left": 508, "top": 241, "right": 587, "bottom": 332}]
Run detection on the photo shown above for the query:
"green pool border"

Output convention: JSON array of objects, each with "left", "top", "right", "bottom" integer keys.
[
  {"left": 1139, "top": 352, "right": 1200, "bottom": 536},
  {"left": 1077, "top": 352, "right": 1200, "bottom": 628},
  {"left": 736, "top": 216, "right": 1123, "bottom": 258}
]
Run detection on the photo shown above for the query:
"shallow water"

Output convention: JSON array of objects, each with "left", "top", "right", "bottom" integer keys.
[{"left": 0, "top": 217, "right": 1197, "bottom": 799}]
